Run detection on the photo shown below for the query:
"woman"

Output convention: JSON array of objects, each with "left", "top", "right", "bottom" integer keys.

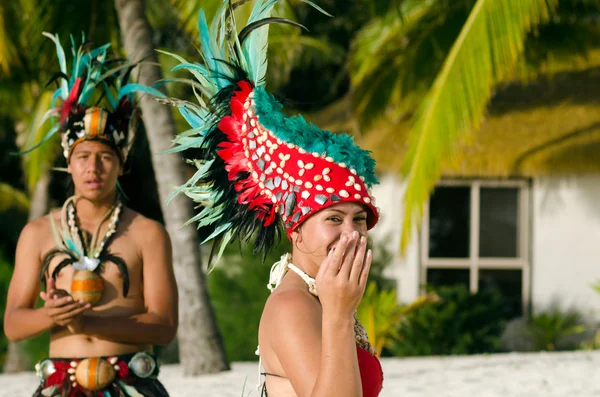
[
  {"left": 259, "top": 206, "right": 383, "bottom": 397},
  {"left": 159, "top": 1, "right": 383, "bottom": 396}
]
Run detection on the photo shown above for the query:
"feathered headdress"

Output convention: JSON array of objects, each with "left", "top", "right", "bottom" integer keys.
[
  {"left": 160, "top": 0, "right": 379, "bottom": 267},
  {"left": 22, "top": 32, "right": 165, "bottom": 163}
]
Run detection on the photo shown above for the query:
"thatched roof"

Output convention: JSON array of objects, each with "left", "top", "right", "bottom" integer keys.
[{"left": 307, "top": 57, "right": 600, "bottom": 178}]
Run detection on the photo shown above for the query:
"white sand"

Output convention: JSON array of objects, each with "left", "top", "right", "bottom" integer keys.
[{"left": 2, "top": 350, "right": 599, "bottom": 396}]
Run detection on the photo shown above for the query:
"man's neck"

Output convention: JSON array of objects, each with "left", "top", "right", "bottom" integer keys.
[{"left": 72, "top": 192, "right": 118, "bottom": 226}]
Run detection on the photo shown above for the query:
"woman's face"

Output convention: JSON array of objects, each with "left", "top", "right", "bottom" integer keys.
[{"left": 292, "top": 202, "right": 369, "bottom": 267}]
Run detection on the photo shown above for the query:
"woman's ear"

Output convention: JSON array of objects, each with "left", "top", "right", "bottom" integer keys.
[{"left": 290, "top": 228, "right": 302, "bottom": 244}]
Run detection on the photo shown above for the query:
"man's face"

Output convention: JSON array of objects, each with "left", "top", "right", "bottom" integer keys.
[{"left": 67, "top": 140, "right": 121, "bottom": 202}]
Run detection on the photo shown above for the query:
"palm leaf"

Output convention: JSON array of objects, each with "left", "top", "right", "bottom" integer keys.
[
  {"left": 0, "top": 183, "right": 30, "bottom": 212},
  {"left": 0, "top": 3, "right": 21, "bottom": 76},
  {"left": 16, "top": 90, "right": 61, "bottom": 193},
  {"left": 400, "top": 0, "right": 557, "bottom": 251}
]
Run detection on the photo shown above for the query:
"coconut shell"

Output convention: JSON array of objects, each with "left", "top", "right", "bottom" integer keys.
[
  {"left": 71, "top": 270, "right": 104, "bottom": 305},
  {"left": 75, "top": 357, "right": 115, "bottom": 391}
]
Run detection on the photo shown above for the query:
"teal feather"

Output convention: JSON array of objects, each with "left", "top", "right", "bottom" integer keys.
[
  {"left": 102, "top": 81, "right": 117, "bottom": 109},
  {"left": 159, "top": 135, "right": 205, "bottom": 155},
  {"left": 179, "top": 107, "right": 206, "bottom": 129},
  {"left": 16, "top": 124, "right": 60, "bottom": 155},
  {"left": 79, "top": 50, "right": 108, "bottom": 105},
  {"left": 299, "top": 0, "right": 333, "bottom": 16},
  {"left": 157, "top": 50, "right": 217, "bottom": 96},
  {"left": 201, "top": 221, "right": 232, "bottom": 244},
  {"left": 166, "top": 159, "right": 214, "bottom": 204},
  {"left": 117, "top": 84, "right": 166, "bottom": 102},
  {"left": 243, "top": 0, "right": 276, "bottom": 86},
  {"left": 253, "top": 87, "right": 378, "bottom": 186},
  {"left": 209, "top": 230, "right": 233, "bottom": 273},
  {"left": 42, "top": 32, "right": 69, "bottom": 99},
  {"left": 198, "top": 9, "right": 223, "bottom": 89},
  {"left": 209, "top": 0, "right": 229, "bottom": 61},
  {"left": 50, "top": 89, "right": 63, "bottom": 108},
  {"left": 64, "top": 237, "right": 82, "bottom": 258}
]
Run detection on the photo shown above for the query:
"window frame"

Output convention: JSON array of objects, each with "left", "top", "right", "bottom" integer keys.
[{"left": 420, "top": 179, "right": 531, "bottom": 313}]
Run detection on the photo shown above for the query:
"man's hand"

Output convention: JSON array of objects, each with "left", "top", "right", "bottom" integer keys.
[{"left": 40, "top": 278, "right": 90, "bottom": 328}]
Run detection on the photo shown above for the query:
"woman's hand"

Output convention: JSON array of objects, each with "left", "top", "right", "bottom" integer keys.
[
  {"left": 315, "top": 230, "right": 372, "bottom": 321},
  {"left": 40, "top": 278, "right": 90, "bottom": 328}
]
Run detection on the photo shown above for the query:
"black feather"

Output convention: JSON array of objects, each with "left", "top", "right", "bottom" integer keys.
[
  {"left": 45, "top": 72, "right": 69, "bottom": 88},
  {"left": 51, "top": 257, "right": 76, "bottom": 282},
  {"left": 238, "top": 18, "right": 308, "bottom": 45},
  {"left": 102, "top": 253, "right": 130, "bottom": 297},
  {"left": 40, "top": 249, "right": 75, "bottom": 286}
]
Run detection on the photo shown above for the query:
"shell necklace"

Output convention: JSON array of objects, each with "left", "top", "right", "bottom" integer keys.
[{"left": 267, "top": 253, "right": 377, "bottom": 355}]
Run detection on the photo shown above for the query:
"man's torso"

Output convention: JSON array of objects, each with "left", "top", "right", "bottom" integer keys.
[{"left": 41, "top": 207, "right": 152, "bottom": 357}]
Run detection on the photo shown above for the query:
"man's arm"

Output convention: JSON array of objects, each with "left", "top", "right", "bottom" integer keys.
[
  {"left": 81, "top": 220, "right": 178, "bottom": 345},
  {"left": 4, "top": 220, "right": 89, "bottom": 341}
]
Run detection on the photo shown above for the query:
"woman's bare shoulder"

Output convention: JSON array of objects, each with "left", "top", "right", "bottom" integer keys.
[{"left": 262, "top": 285, "right": 321, "bottom": 332}]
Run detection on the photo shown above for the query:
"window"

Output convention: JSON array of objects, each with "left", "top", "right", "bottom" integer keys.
[{"left": 421, "top": 180, "right": 530, "bottom": 318}]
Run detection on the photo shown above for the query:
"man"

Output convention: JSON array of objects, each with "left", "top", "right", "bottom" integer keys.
[{"left": 3, "top": 34, "right": 177, "bottom": 396}]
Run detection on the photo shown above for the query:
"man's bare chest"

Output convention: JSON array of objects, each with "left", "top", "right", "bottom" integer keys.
[{"left": 43, "top": 232, "right": 143, "bottom": 302}]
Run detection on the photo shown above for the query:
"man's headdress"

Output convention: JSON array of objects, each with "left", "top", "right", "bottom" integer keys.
[{"left": 23, "top": 32, "right": 164, "bottom": 163}]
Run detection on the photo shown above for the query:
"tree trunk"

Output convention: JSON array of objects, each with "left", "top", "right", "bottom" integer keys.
[
  {"left": 114, "top": 0, "right": 229, "bottom": 375},
  {"left": 3, "top": 171, "right": 50, "bottom": 373}
]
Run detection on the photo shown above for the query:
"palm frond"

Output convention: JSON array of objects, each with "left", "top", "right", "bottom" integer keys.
[
  {"left": 0, "top": 183, "right": 30, "bottom": 212},
  {"left": 15, "top": 90, "right": 61, "bottom": 193},
  {"left": 0, "top": 2, "right": 21, "bottom": 76},
  {"left": 400, "top": 0, "right": 557, "bottom": 251}
]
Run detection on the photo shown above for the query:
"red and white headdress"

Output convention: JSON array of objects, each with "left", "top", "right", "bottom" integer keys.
[{"left": 160, "top": 1, "right": 379, "bottom": 266}]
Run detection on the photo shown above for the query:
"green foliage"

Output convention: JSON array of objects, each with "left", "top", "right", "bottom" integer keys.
[
  {"left": 391, "top": 284, "right": 506, "bottom": 356},
  {"left": 527, "top": 306, "right": 586, "bottom": 351},
  {"left": 357, "top": 282, "right": 404, "bottom": 356},
  {"left": 399, "top": 0, "right": 557, "bottom": 251},
  {"left": 593, "top": 280, "right": 600, "bottom": 295},
  {"left": 206, "top": 240, "right": 291, "bottom": 362},
  {"left": 0, "top": 248, "right": 13, "bottom": 368},
  {"left": 357, "top": 282, "right": 438, "bottom": 356}
]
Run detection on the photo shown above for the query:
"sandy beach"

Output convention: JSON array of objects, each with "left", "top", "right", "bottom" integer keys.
[{"left": 2, "top": 350, "right": 599, "bottom": 396}]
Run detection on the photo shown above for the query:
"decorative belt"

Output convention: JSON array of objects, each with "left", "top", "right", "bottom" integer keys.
[{"left": 35, "top": 351, "right": 158, "bottom": 392}]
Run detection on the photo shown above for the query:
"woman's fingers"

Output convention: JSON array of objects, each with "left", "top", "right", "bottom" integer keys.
[
  {"left": 359, "top": 249, "right": 373, "bottom": 288},
  {"left": 316, "top": 246, "right": 334, "bottom": 281},
  {"left": 327, "top": 233, "right": 349, "bottom": 277},
  {"left": 349, "top": 236, "right": 368, "bottom": 283},
  {"left": 338, "top": 231, "right": 359, "bottom": 279}
]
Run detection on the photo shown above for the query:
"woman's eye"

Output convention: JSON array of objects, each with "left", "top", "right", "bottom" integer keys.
[
  {"left": 327, "top": 217, "right": 342, "bottom": 222},
  {"left": 354, "top": 217, "right": 367, "bottom": 222}
]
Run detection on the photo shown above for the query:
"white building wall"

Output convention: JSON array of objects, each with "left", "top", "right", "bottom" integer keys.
[
  {"left": 370, "top": 173, "right": 420, "bottom": 304},
  {"left": 373, "top": 173, "right": 600, "bottom": 319},
  {"left": 532, "top": 175, "right": 600, "bottom": 320}
]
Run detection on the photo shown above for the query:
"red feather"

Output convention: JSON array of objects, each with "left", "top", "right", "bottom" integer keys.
[{"left": 60, "top": 78, "right": 82, "bottom": 124}]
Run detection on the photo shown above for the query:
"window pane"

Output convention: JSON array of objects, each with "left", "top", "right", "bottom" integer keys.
[
  {"left": 429, "top": 186, "right": 470, "bottom": 258},
  {"left": 479, "top": 188, "right": 519, "bottom": 258},
  {"left": 478, "top": 269, "right": 523, "bottom": 318},
  {"left": 426, "top": 268, "right": 470, "bottom": 290}
]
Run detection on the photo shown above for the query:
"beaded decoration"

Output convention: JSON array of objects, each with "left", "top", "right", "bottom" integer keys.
[{"left": 266, "top": 253, "right": 377, "bottom": 355}]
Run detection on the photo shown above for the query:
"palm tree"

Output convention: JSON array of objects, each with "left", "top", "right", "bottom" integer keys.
[
  {"left": 347, "top": 0, "right": 566, "bottom": 249},
  {"left": 114, "top": 0, "right": 229, "bottom": 375}
]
